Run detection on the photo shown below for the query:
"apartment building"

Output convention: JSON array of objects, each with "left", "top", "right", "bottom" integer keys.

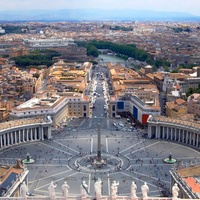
[
  {"left": 166, "top": 98, "right": 187, "bottom": 118},
  {"left": 9, "top": 91, "right": 90, "bottom": 128},
  {"left": 109, "top": 84, "right": 160, "bottom": 124},
  {"left": 49, "top": 61, "right": 92, "bottom": 93},
  {"left": 145, "top": 72, "right": 200, "bottom": 93},
  {"left": 138, "top": 65, "right": 153, "bottom": 76},
  {"left": 187, "top": 93, "right": 200, "bottom": 117},
  {"left": 23, "top": 38, "right": 74, "bottom": 49}
]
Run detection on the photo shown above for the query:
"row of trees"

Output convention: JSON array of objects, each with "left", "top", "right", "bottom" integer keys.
[
  {"left": 0, "top": 25, "right": 27, "bottom": 35},
  {"left": 76, "top": 40, "right": 171, "bottom": 69},
  {"left": 11, "top": 50, "right": 60, "bottom": 68},
  {"left": 110, "top": 26, "right": 133, "bottom": 31},
  {"left": 171, "top": 27, "right": 191, "bottom": 33},
  {"left": 76, "top": 40, "right": 149, "bottom": 61}
]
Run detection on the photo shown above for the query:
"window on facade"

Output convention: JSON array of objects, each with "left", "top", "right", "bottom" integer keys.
[
  {"left": 112, "top": 105, "right": 115, "bottom": 111},
  {"left": 83, "top": 105, "right": 86, "bottom": 111}
]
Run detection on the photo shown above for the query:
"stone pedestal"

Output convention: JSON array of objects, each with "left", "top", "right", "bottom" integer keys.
[{"left": 96, "top": 194, "right": 102, "bottom": 200}]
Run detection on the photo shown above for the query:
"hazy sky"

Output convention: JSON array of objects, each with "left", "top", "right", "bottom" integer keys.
[{"left": 1, "top": 0, "right": 200, "bottom": 16}]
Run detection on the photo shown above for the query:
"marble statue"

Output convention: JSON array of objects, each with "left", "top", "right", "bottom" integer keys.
[
  {"left": 48, "top": 181, "right": 57, "bottom": 199},
  {"left": 130, "top": 181, "right": 137, "bottom": 198},
  {"left": 20, "top": 181, "right": 28, "bottom": 198},
  {"left": 94, "top": 178, "right": 102, "bottom": 196},
  {"left": 141, "top": 182, "right": 149, "bottom": 198},
  {"left": 172, "top": 183, "right": 179, "bottom": 199},
  {"left": 111, "top": 180, "right": 119, "bottom": 197},
  {"left": 62, "top": 181, "right": 70, "bottom": 199},
  {"left": 80, "top": 181, "right": 88, "bottom": 196}
]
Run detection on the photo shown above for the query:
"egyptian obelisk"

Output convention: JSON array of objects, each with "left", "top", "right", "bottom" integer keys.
[{"left": 97, "top": 122, "right": 101, "bottom": 161}]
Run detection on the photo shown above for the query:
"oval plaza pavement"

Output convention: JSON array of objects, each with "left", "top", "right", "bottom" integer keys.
[{"left": 0, "top": 121, "right": 199, "bottom": 197}]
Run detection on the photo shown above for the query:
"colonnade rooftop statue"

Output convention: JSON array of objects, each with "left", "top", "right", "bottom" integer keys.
[{"left": 19, "top": 181, "right": 180, "bottom": 199}]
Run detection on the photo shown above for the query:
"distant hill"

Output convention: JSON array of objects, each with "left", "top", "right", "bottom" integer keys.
[{"left": 0, "top": 9, "right": 200, "bottom": 22}]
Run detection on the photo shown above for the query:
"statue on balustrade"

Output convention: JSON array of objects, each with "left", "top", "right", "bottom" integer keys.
[
  {"left": 48, "top": 181, "right": 57, "bottom": 199},
  {"left": 141, "top": 182, "right": 149, "bottom": 198},
  {"left": 130, "top": 181, "right": 137, "bottom": 198},
  {"left": 172, "top": 183, "right": 179, "bottom": 199},
  {"left": 94, "top": 178, "right": 102, "bottom": 198},
  {"left": 111, "top": 180, "right": 119, "bottom": 197},
  {"left": 62, "top": 181, "right": 70, "bottom": 199},
  {"left": 80, "top": 180, "right": 88, "bottom": 197},
  {"left": 20, "top": 181, "right": 28, "bottom": 199}
]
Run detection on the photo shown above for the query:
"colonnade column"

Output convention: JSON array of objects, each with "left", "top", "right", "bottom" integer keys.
[
  {"left": 19, "top": 130, "right": 21, "bottom": 143},
  {"left": 3, "top": 134, "right": 6, "bottom": 147},
  {"left": 14, "top": 131, "right": 17, "bottom": 143},
  {"left": 167, "top": 127, "right": 169, "bottom": 140},
  {"left": 35, "top": 128, "right": 38, "bottom": 140},
  {"left": 6, "top": 133, "right": 10, "bottom": 146},
  {"left": 26, "top": 129, "right": 29, "bottom": 142},
  {"left": 189, "top": 132, "right": 192, "bottom": 145},
  {"left": 178, "top": 129, "right": 181, "bottom": 142},
  {"left": 193, "top": 133, "right": 196, "bottom": 146},
  {"left": 148, "top": 125, "right": 152, "bottom": 138},
  {"left": 41, "top": 127, "right": 44, "bottom": 140},
  {"left": 175, "top": 128, "right": 177, "bottom": 141},
  {"left": 196, "top": 134, "right": 199, "bottom": 148},
  {"left": 155, "top": 125, "right": 158, "bottom": 138},
  {"left": 34, "top": 128, "right": 37, "bottom": 140},
  {"left": 186, "top": 131, "right": 189, "bottom": 144},
  {"left": 48, "top": 126, "right": 51, "bottom": 139},
  {"left": 23, "top": 129, "right": 25, "bottom": 142},
  {"left": 170, "top": 128, "right": 174, "bottom": 140},
  {"left": 0, "top": 135, "right": 2, "bottom": 148},
  {"left": 30, "top": 128, "right": 33, "bottom": 141},
  {"left": 10, "top": 132, "right": 13, "bottom": 145}
]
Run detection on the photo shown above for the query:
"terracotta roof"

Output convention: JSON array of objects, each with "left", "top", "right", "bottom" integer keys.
[
  {"left": 175, "top": 98, "right": 186, "bottom": 105},
  {"left": 177, "top": 165, "right": 200, "bottom": 177},
  {"left": 183, "top": 177, "right": 200, "bottom": 193}
]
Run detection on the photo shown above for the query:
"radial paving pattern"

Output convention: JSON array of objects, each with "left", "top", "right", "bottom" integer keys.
[{"left": 0, "top": 127, "right": 199, "bottom": 197}]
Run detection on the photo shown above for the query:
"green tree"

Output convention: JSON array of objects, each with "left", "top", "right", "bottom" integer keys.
[
  {"left": 186, "top": 88, "right": 194, "bottom": 97},
  {"left": 33, "top": 73, "right": 40, "bottom": 78}
]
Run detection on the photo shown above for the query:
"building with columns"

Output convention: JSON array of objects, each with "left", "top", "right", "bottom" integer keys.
[
  {"left": 147, "top": 115, "right": 200, "bottom": 149},
  {"left": 0, "top": 116, "right": 52, "bottom": 149}
]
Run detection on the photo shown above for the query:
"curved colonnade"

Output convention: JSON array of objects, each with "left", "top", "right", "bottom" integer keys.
[
  {"left": 0, "top": 116, "right": 52, "bottom": 149},
  {"left": 147, "top": 115, "right": 200, "bottom": 149}
]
